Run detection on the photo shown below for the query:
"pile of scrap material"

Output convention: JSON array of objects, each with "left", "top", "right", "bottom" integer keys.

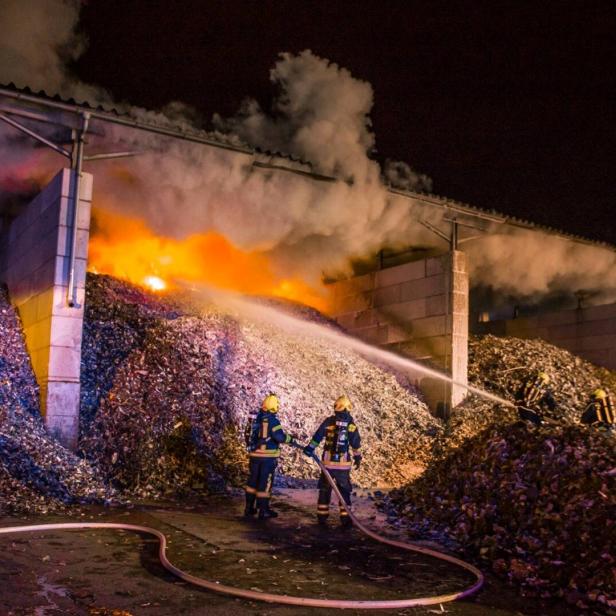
[
  {"left": 79, "top": 273, "right": 185, "bottom": 433},
  {"left": 391, "top": 334, "right": 616, "bottom": 610},
  {"left": 0, "top": 287, "right": 112, "bottom": 515},
  {"left": 391, "top": 423, "right": 615, "bottom": 610},
  {"left": 438, "top": 335, "right": 616, "bottom": 453},
  {"left": 80, "top": 274, "right": 441, "bottom": 497}
]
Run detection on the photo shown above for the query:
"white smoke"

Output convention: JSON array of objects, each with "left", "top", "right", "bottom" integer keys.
[
  {"left": 33, "top": 43, "right": 433, "bottom": 282},
  {"left": 215, "top": 50, "right": 376, "bottom": 180},
  {"left": 0, "top": 1, "right": 614, "bottom": 303},
  {"left": 0, "top": 0, "right": 108, "bottom": 103},
  {"left": 465, "top": 229, "right": 616, "bottom": 304},
  {"left": 383, "top": 160, "right": 433, "bottom": 193}
]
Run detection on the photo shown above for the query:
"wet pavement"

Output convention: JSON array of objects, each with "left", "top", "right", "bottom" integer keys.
[{"left": 0, "top": 489, "right": 583, "bottom": 616}]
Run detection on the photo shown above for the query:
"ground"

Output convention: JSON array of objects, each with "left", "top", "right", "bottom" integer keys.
[{"left": 0, "top": 490, "right": 583, "bottom": 616}]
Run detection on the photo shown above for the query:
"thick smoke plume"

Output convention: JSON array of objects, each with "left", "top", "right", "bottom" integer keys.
[
  {"left": 0, "top": 0, "right": 614, "bottom": 304},
  {"left": 0, "top": 0, "right": 107, "bottom": 103},
  {"left": 465, "top": 229, "right": 616, "bottom": 304}
]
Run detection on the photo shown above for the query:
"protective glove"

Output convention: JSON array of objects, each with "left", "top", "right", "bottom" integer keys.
[
  {"left": 353, "top": 454, "right": 362, "bottom": 470},
  {"left": 303, "top": 445, "right": 314, "bottom": 457}
]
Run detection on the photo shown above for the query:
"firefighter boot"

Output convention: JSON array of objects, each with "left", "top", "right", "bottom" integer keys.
[
  {"left": 340, "top": 511, "right": 353, "bottom": 528},
  {"left": 244, "top": 493, "right": 257, "bottom": 517},
  {"left": 258, "top": 506, "right": 279, "bottom": 519}
]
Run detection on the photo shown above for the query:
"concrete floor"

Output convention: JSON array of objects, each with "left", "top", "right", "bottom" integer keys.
[{"left": 0, "top": 489, "right": 580, "bottom": 616}]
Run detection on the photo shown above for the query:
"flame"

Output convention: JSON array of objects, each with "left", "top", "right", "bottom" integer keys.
[
  {"left": 143, "top": 275, "right": 167, "bottom": 292},
  {"left": 88, "top": 208, "right": 329, "bottom": 311}
]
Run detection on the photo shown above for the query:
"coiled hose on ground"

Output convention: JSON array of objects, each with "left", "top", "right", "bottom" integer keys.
[{"left": 0, "top": 452, "right": 483, "bottom": 609}]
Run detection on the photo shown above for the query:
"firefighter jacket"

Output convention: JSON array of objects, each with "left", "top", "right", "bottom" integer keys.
[
  {"left": 304, "top": 411, "right": 361, "bottom": 470},
  {"left": 246, "top": 410, "right": 293, "bottom": 458},
  {"left": 515, "top": 379, "right": 556, "bottom": 413},
  {"left": 581, "top": 394, "right": 614, "bottom": 426}
]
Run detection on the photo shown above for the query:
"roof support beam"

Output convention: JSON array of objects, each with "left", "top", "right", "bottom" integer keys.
[
  {"left": 419, "top": 219, "right": 450, "bottom": 243},
  {"left": 0, "top": 112, "right": 71, "bottom": 158}
]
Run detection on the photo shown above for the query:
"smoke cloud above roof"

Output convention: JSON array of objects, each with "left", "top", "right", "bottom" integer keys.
[{"left": 0, "top": 0, "right": 614, "bottom": 303}]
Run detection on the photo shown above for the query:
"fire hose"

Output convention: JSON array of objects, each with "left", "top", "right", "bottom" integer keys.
[{"left": 0, "top": 451, "right": 484, "bottom": 609}]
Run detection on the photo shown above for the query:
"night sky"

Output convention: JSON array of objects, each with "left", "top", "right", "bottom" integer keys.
[{"left": 74, "top": 1, "right": 615, "bottom": 245}]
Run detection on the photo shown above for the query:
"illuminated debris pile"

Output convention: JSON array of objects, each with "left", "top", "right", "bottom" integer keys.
[
  {"left": 0, "top": 287, "right": 113, "bottom": 515},
  {"left": 469, "top": 334, "right": 616, "bottom": 424},
  {"left": 80, "top": 275, "right": 440, "bottom": 496},
  {"left": 81, "top": 315, "right": 237, "bottom": 496},
  {"left": 0, "top": 287, "right": 39, "bottom": 420},
  {"left": 256, "top": 296, "right": 342, "bottom": 329},
  {"left": 230, "top": 317, "right": 439, "bottom": 487},
  {"left": 391, "top": 424, "right": 616, "bottom": 610},
  {"left": 80, "top": 273, "right": 184, "bottom": 434},
  {"left": 392, "top": 334, "right": 616, "bottom": 609},
  {"left": 438, "top": 335, "right": 616, "bottom": 453}
]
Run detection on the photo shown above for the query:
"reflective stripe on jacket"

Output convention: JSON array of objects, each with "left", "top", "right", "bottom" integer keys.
[
  {"left": 515, "top": 379, "right": 556, "bottom": 412},
  {"left": 249, "top": 410, "right": 293, "bottom": 458},
  {"left": 306, "top": 411, "right": 361, "bottom": 470},
  {"left": 582, "top": 395, "right": 615, "bottom": 425}
]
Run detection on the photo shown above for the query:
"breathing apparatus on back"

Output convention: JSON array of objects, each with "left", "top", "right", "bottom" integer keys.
[
  {"left": 245, "top": 393, "right": 280, "bottom": 452},
  {"left": 332, "top": 395, "right": 352, "bottom": 455}
]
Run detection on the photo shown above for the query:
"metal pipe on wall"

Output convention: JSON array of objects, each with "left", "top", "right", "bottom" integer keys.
[{"left": 67, "top": 112, "right": 90, "bottom": 307}]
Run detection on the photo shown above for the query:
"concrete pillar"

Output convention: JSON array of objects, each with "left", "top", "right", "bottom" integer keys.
[
  {"left": 329, "top": 249, "right": 469, "bottom": 417},
  {"left": 448, "top": 250, "right": 469, "bottom": 407},
  {"left": 0, "top": 168, "right": 92, "bottom": 449}
]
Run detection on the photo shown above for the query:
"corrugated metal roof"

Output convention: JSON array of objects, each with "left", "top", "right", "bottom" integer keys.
[
  {"left": 0, "top": 81, "right": 125, "bottom": 114},
  {"left": 1, "top": 82, "right": 613, "bottom": 251},
  {"left": 391, "top": 188, "right": 614, "bottom": 250}
]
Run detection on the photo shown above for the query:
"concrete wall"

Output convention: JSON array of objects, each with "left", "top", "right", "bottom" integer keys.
[
  {"left": 330, "top": 251, "right": 469, "bottom": 414},
  {"left": 475, "top": 302, "right": 616, "bottom": 371},
  {"left": 0, "top": 169, "right": 92, "bottom": 448}
]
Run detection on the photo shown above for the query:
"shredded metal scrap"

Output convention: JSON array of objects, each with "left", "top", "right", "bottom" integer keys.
[
  {"left": 81, "top": 275, "right": 441, "bottom": 495},
  {"left": 0, "top": 286, "right": 112, "bottom": 515},
  {"left": 393, "top": 335, "right": 616, "bottom": 610}
]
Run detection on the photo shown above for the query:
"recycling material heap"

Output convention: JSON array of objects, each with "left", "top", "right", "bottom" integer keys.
[
  {"left": 1, "top": 273, "right": 440, "bottom": 512},
  {"left": 1, "top": 275, "right": 614, "bottom": 611},
  {"left": 391, "top": 335, "right": 616, "bottom": 611}
]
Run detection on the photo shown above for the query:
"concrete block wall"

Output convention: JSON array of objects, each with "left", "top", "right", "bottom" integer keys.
[
  {"left": 330, "top": 251, "right": 469, "bottom": 414},
  {"left": 475, "top": 302, "right": 616, "bottom": 370},
  {"left": 0, "top": 169, "right": 92, "bottom": 449}
]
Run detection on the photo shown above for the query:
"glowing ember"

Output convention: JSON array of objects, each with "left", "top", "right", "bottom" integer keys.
[
  {"left": 143, "top": 275, "right": 167, "bottom": 292},
  {"left": 88, "top": 208, "right": 329, "bottom": 311}
]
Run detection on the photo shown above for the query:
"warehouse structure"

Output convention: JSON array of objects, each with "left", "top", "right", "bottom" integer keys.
[{"left": 1, "top": 83, "right": 615, "bottom": 446}]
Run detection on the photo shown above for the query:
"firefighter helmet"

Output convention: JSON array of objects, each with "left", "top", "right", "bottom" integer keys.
[
  {"left": 536, "top": 371, "right": 550, "bottom": 385},
  {"left": 592, "top": 388, "right": 608, "bottom": 400},
  {"left": 334, "top": 395, "right": 352, "bottom": 412},
  {"left": 261, "top": 393, "right": 279, "bottom": 412}
]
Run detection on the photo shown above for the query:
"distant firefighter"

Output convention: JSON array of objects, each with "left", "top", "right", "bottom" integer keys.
[
  {"left": 515, "top": 371, "right": 557, "bottom": 426},
  {"left": 580, "top": 389, "right": 614, "bottom": 430},
  {"left": 303, "top": 395, "right": 362, "bottom": 528},
  {"left": 244, "top": 393, "right": 296, "bottom": 519}
]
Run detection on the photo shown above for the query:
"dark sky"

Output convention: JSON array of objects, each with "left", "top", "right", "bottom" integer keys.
[{"left": 75, "top": 0, "right": 615, "bottom": 245}]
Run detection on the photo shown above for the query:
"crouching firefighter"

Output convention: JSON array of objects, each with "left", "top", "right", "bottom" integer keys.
[
  {"left": 581, "top": 389, "right": 614, "bottom": 432},
  {"left": 244, "top": 393, "right": 296, "bottom": 519},
  {"left": 515, "top": 371, "right": 557, "bottom": 426},
  {"left": 303, "top": 395, "right": 361, "bottom": 528}
]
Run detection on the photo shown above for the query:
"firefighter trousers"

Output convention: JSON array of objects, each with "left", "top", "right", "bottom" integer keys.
[
  {"left": 317, "top": 469, "right": 352, "bottom": 519},
  {"left": 517, "top": 405, "right": 542, "bottom": 426},
  {"left": 245, "top": 457, "right": 278, "bottom": 510}
]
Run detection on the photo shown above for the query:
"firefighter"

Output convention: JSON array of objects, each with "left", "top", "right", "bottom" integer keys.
[
  {"left": 303, "top": 395, "right": 361, "bottom": 528},
  {"left": 515, "top": 371, "right": 557, "bottom": 426},
  {"left": 580, "top": 389, "right": 614, "bottom": 431},
  {"left": 244, "top": 393, "right": 296, "bottom": 519}
]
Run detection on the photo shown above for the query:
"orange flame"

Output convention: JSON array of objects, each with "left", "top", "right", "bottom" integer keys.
[{"left": 88, "top": 208, "right": 329, "bottom": 312}]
